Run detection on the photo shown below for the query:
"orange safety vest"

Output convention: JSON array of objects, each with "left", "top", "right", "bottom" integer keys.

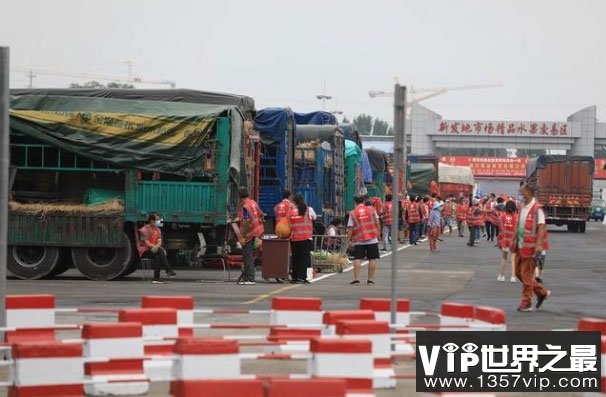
[
  {"left": 370, "top": 197, "right": 383, "bottom": 215},
  {"left": 466, "top": 205, "right": 483, "bottom": 227},
  {"left": 487, "top": 206, "right": 501, "bottom": 225},
  {"left": 443, "top": 203, "right": 453, "bottom": 217},
  {"left": 382, "top": 201, "right": 393, "bottom": 225},
  {"left": 407, "top": 202, "right": 420, "bottom": 223},
  {"left": 421, "top": 203, "right": 429, "bottom": 220},
  {"left": 350, "top": 205, "right": 379, "bottom": 242},
  {"left": 456, "top": 204, "right": 468, "bottom": 221},
  {"left": 498, "top": 212, "right": 517, "bottom": 249},
  {"left": 274, "top": 199, "right": 294, "bottom": 222},
  {"left": 240, "top": 199, "right": 264, "bottom": 242},
  {"left": 519, "top": 201, "right": 550, "bottom": 258},
  {"left": 288, "top": 207, "right": 313, "bottom": 241}
]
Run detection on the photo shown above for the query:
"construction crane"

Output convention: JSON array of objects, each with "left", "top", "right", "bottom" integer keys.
[{"left": 12, "top": 61, "right": 176, "bottom": 88}]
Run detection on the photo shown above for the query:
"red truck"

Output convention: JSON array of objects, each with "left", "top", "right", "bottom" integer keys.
[{"left": 525, "top": 155, "right": 594, "bottom": 233}]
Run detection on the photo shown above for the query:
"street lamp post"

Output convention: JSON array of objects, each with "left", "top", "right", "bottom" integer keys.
[{"left": 0, "top": 47, "right": 9, "bottom": 327}]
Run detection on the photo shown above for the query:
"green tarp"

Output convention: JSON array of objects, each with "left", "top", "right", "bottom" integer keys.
[
  {"left": 408, "top": 163, "right": 435, "bottom": 197},
  {"left": 9, "top": 94, "right": 237, "bottom": 176},
  {"left": 345, "top": 140, "right": 362, "bottom": 211}
]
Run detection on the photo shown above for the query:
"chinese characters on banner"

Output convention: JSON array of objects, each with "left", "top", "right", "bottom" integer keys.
[
  {"left": 439, "top": 156, "right": 606, "bottom": 179},
  {"left": 436, "top": 121, "right": 569, "bottom": 136}
]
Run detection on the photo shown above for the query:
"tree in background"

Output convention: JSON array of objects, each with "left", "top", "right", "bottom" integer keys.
[
  {"left": 70, "top": 80, "right": 134, "bottom": 89},
  {"left": 353, "top": 114, "right": 373, "bottom": 135},
  {"left": 342, "top": 116, "right": 350, "bottom": 124},
  {"left": 372, "top": 118, "right": 390, "bottom": 136}
]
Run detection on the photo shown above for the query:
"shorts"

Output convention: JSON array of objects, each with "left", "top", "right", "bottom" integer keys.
[{"left": 353, "top": 243, "right": 380, "bottom": 260}]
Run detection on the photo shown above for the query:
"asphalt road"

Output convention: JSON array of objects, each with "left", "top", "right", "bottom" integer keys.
[{"left": 4, "top": 220, "right": 605, "bottom": 397}]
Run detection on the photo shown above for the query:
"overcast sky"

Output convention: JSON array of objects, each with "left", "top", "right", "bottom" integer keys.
[{"left": 2, "top": 0, "right": 606, "bottom": 123}]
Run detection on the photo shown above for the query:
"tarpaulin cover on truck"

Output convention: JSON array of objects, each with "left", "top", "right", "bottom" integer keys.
[
  {"left": 408, "top": 163, "right": 436, "bottom": 197},
  {"left": 438, "top": 163, "right": 474, "bottom": 185},
  {"left": 9, "top": 92, "right": 241, "bottom": 176},
  {"left": 340, "top": 123, "right": 363, "bottom": 148},
  {"left": 360, "top": 150, "right": 373, "bottom": 183},
  {"left": 526, "top": 155, "right": 595, "bottom": 177},
  {"left": 365, "top": 148, "right": 387, "bottom": 173},
  {"left": 293, "top": 111, "right": 337, "bottom": 125},
  {"left": 254, "top": 107, "right": 294, "bottom": 146},
  {"left": 294, "top": 125, "right": 342, "bottom": 144}
]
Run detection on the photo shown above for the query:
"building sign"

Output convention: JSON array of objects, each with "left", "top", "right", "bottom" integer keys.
[
  {"left": 440, "top": 156, "right": 528, "bottom": 178},
  {"left": 440, "top": 156, "right": 606, "bottom": 179},
  {"left": 435, "top": 121, "right": 569, "bottom": 137}
]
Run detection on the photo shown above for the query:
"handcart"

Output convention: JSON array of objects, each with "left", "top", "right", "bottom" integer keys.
[{"left": 310, "top": 234, "right": 350, "bottom": 274}]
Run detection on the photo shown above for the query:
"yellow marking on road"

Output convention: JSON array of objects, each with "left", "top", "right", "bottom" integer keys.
[{"left": 242, "top": 284, "right": 299, "bottom": 305}]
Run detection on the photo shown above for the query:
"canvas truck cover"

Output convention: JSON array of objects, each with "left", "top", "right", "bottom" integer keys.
[
  {"left": 340, "top": 123, "right": 363, "bottom": 148},
  {"left": 345, "top": 139, "right": 362, "bottom": 160},
  {"left": 526, "top": 155, "right": 595, "bottom": 178},
  {"left": 254, "top": 107, "right": 294, "bottom": 146},
  {"left": 9, "top": 92, "right": 240, "bottom": 176},
  {"left": 438, "top": 163, "right": 475, "bottom": 185},
  {"left": 365, "top": 148, "right": 387, "bottom": 174},
  {"left": 408, "top": 163, "right": 436, "bottom": 197},
  {"left": 293, "top": 111, "right": 337, "bottom": 125},
  {"left": 294, "top": 125, "right": 342, "bottom": 144}
]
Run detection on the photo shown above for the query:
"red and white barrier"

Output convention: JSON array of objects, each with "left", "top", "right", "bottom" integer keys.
[
  {"left": 270, "top": 297, "right": 323, "bottom": 327},
  {"left": 141, "top": 296, "right": 194, "bottom": 337},
  {"left": 439, "top": 302, "right": 474, "bottom": 328},
  {"left": 359, "top": 298, "right": 411, "bottom": 326},
  {"left": 579, "top": 318, "right": 606, "bottom": 396},
  {"left": 170, "top": 379, "right": 264, "bottom": 397},
  {"left": 265, "top": 328, "right": 322, "bottom": 355},
  {"left": 336, "top": 320, "right": 395, "bottom": 389},
  {"left": 5, "top": 294, "right": 56, "bottom": 344},
  {"left": 267, "top": 378, "right": 347, "bottom": 397},
  {"left": 173, "top": 338, "right": 240, "bottom": 380},
  {"left": 308, "top": 338, "right": 374, "bottom": 395},
  {"left": 9, "top": 342, "right": 84, "bottom": 397},
  {"left": 322, "top": 310, "right": 375, "bottom": 336},
  {"left": 472, "top": 306, "right": 507, "bottom": 331},
  {"left": 81, "top": 322, "right": 148, "bottom": 396},
  {"left": 118, "top": 308, "right": 178, "bottom": 381}
]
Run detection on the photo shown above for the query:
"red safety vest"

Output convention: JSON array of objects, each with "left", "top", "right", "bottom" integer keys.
[
  {"left": 382, "top": 201, "right": 393, "bottom": 225},
  {"left": 407, "top": 202, "right": 420, "bottom": 223},
  {"left": 240, "top": 199, "right": 265, "bottom": 242},
  {"left": 498, "top": 212, "right": 517, "bottom": 249},
  {"left": 456, "top": 204, "right": 468, "bottom": 221},
  {"left": 519, "top": 201, "right": 550, "bottom": 258},
  {"left": 350, "top": 205, "right": 379, "bottom": 242},
  {"left": 466, "top": 205, "right": 483, "bottom": 227},
  {"left": 421, "top": 203, "right": 429, "bottom": 220},
  {"left": 370, "top": 197, "right": 383, "bottom": 215},
  {"left": 288, "top": 208, "right": 313, "bottom": 241},
  {"left": 487, "top": 207, "right": 501, "bottom": 225},
  {"left": 274, "top": 199, "right": 294, "bottom": 223},
  {"left": 443, "top": 202, "right": 453, "bottom": 217}
]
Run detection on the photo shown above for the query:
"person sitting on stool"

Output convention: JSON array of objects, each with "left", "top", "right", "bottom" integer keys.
[{"left": 138, "top": 212, "right": 177, "bottom": 284}]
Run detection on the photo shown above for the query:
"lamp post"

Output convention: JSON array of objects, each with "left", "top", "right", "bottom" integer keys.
[{"left": 0, "top": 47, "right": 9, "bottom": 327}]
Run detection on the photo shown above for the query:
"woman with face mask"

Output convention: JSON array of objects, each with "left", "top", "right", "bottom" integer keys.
[{"left": 138, "top": 212, "right": 177, "bottom": 284}]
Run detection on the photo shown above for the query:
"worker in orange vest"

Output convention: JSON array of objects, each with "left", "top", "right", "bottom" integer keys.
[
  {"left": 511, "top": 183, "right": 551, "bottom": 312},
  {"left": 347, "top": 195, "right": 381, "bottom": 285},
  {"left": 274, "top": 190, "right": 295, "bottom": 224},
  {"left": 406, "top": 196, "right": 421, "bottom": 245},
  {"left": 442, "top": 197, "right": 455, "bottom": 236},
  {"left": 381, "top": 194, "right": 394, "bottom": 251},
  {"left": 287, "top": 193, "right": 316, "bottom": 284},
  {"left": 455, "top": 197, "right": 468, "bottom": 238},
  {"left": 466, "top": 198, "right": 483, "bottom": 247},
  {"left": 497, "top": 200, "right": 518, "bottom": 283},
  {"left": 237, "top": 188, "right": 265, "bottom": 285}
]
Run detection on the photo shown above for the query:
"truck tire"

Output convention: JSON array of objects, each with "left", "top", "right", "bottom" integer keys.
[
  {"left": 8, "top": 245, "right": 61, "bottom": 280},
  {"left": 579, "top": 222, "right": 586, "bottom": 234},
  {"left": 47, "top": 248, "right": 73, "bottom": 277},
  {"left": 72, "top": 233, "right": 133, "bottom": 280}
]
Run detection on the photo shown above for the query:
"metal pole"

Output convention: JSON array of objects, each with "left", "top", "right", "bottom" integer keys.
[
  {"left": 0, "top": 47, "right": 9, "bottom": 327},
  {"left": 390, "top": 85, "right": 406, "bottom": 326}
]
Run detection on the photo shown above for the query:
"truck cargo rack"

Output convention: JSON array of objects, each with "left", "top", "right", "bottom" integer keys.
[{"left": 11, "top": 142, "right": 120, "bottom": 173}]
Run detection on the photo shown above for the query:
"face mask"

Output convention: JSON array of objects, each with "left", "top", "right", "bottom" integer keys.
[{"left": 155, "top": 219, "right": 164, "bottom": 227}]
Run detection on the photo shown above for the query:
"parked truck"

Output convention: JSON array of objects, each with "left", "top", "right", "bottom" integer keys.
[
  {"left": 364, "top": 148, "right": 388, "bottom": 202},
  {"left": 293, "top": 125, "right": 345, "bottom": 226},
  {"left": 438, "top": 163, "right": 475, "bottom": 199},
  {"left": 8, "top": 89, "right": 256, "bottom": 280},
  {"left": 525, "top": 155, "right": 595, "bottom": 233}
]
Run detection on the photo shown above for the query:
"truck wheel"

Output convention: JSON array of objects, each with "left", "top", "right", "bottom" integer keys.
[
  {"left": 8, "top": 246, "right": 60, "bottom": 279},
  {"left": 566, "top": 223, "right": 573, "bottom": 232},
  {"left": 579, "top": 222, "right": 586, "bottom": 233},
  {"left": 47, "top": 248, "right": 73, "bottom": 277},
  {"left": 72, "top": 233, "right": 133, "bottom": 280}
]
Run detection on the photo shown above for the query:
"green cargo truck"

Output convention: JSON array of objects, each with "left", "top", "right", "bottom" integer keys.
[{"left": 8, "top": 89, "right": 252, "bottom": 280}]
